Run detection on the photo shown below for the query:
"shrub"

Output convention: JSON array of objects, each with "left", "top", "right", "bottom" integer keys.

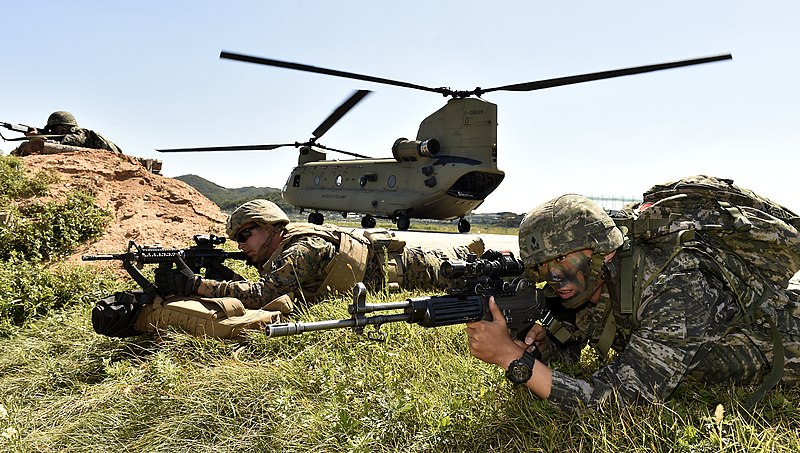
[
  {"left": 0, "top": 155, "right": 57, "bottom": 200},
  {"left": 0, "top": 190, "right": 111, "bottom": 261},
  {"left": 0, "top": 256, "right": 122, "bottom": 334}
]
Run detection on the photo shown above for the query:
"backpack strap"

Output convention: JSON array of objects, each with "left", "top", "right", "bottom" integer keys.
[{"left": 743, "top": 305, "right": 784, "bottom": 411}]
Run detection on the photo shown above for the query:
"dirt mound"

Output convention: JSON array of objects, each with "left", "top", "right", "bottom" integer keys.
[{"left": 17, "top": 148, "right": 230, "bottom": 264}]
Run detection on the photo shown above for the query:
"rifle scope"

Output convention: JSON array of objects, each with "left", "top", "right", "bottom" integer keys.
[{"left": 440, "top": 249, "right": 525, "bottom": 280}]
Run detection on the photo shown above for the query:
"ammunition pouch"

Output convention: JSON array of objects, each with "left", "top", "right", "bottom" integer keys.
[
  {"left": 363, "top": 228, "right": 407, "bottom": 291},
  {"left": 317, "top": 230, "right": 370, "bottom": 298},
  {"left": 135, "top": 295, "right": 282, "bottom": 339}
]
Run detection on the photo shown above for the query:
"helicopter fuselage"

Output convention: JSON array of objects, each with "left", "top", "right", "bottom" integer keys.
[{"left": 281, "top": 97, "right": 505, "bottom": 223}]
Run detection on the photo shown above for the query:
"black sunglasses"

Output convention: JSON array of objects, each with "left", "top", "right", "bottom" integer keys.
[{"left": 235, "top": 225, "right": 259, "bottom": 243}]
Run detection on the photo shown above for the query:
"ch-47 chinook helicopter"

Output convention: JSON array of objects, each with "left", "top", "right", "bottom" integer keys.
[{"left": 159, "top": 51, "right": 731, "bottom": 233}]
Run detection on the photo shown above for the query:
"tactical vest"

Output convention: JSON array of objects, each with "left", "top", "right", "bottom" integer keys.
[{"left": 262, "top": 223, "right": 371, "bottom": 302}]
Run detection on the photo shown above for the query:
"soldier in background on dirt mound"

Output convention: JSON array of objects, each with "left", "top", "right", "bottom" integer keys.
[
  {"left": 17, "top": 110, "right": 122, "bottom": 154},
  {"left": 136, "top": 199, "right": 485, "bottom": 338}
]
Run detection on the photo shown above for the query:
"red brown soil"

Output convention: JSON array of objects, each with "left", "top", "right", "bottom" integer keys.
[{"left": 16, "top": 149, "right": 229, "bottom": 267}]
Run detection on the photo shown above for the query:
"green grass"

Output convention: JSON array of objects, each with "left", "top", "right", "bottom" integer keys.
[
  {"left": 0, "top": 291, "right": 797, "bottom": 452},
  {"left": 1, "top": 154, "right": 797, "bottom": 451}
]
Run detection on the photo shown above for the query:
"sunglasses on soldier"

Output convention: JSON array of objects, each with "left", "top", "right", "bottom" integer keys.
[{"left": 235, "top": 225, "right": 260, "bottom": 243}]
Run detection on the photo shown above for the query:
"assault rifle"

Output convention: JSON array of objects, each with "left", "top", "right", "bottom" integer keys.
[
  {"left": 266, "top": 250, "right": 550, "bottom": 341},
  {"left": 1, "top": 121, "right": 64, "bottom": 142},
  {"left": 82, "top": 234, "right": 248, "bottom": 297},
  {"left": 1, "top": 121, "right": 36, "bottom": 134}
]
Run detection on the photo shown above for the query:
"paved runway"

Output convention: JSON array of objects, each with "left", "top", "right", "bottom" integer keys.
[
  {"left": 390, "top": 229, "right": 519, "bottom": 256},
  {"left": 388, "top": 229, "right": 800, "bottom": 286}
]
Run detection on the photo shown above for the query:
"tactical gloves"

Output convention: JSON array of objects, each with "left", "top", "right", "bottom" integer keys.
[{"left": 155, "top": 257, "right": 202, "bottom": 296}]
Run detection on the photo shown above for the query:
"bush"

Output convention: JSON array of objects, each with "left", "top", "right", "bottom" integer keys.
[
  {"left": 0, "top": 256, "right": 122, "bottom": 334},
  {"left": 0, "top": 155, "right": 57, "bottom": 201},
  {"left": 0, "top": 154, "right": 117, "bottom": 331},
  {"left": 0, "top": 190, "right": 111, "bottom": 261}
]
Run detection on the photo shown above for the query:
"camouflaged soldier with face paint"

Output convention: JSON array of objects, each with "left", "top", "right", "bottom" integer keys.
[{"left": 466, "top": 192, "right": 800, "bottom": 413}]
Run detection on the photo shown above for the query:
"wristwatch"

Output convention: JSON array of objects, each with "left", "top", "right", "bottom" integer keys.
[{"left": 505, "top": 350, "right": 537, "bottom": 385}]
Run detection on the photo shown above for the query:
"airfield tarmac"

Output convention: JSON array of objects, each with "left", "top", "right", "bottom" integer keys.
[
  {"left": 389, "top": 229, "right": 800, "bottom": 287},
  {"left": 390, "top": 230, "right": 519, "bottom": 256}
]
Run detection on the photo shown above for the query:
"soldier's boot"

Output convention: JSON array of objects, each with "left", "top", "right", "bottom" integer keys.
[{"left": 466, "top": 237, "right": 485, "bottom": 257}]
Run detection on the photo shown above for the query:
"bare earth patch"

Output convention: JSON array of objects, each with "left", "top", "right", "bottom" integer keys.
[{"left": 15, "top": 149, "right": 229, "bottom": 269}]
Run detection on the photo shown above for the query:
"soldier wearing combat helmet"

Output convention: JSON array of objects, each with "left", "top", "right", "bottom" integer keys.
[
  {"left": 466, "top": 190, "right": 800, "bottom": 413},
  {"left": 18, "top": 110, "right": 122, "bottom": 154},
  {"left": 142, "top": 199, "right": 485, "bottom": 338}
]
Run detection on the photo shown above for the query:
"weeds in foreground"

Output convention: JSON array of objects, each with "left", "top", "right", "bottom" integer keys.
[{"left": 0, "top": 295, "right": 797, "bottom": 452}]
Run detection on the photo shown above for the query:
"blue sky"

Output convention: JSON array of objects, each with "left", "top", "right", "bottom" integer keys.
[{"left": 2, "top": 1, "right": 797, "bottom": 214}]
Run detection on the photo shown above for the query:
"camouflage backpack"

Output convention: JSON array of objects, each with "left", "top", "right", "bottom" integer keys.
[
  {"left": 611, "top": 175, "right": 800, "bottom": 407},
  {"left": 615, "top": 175, "right": 800, "bottom": 291}
]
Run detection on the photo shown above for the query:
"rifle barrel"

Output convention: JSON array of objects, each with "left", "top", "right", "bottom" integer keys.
[
  {"left": 81, "top": 254, "right": 126, "bottom": 261},
  {"left": 266, "top": 313, "right": 412, "bottom": 337}
]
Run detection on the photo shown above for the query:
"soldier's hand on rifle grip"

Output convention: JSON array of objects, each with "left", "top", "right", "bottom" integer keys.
[
  {"left": 154, "top": 257, "right": 202, "bottom": 296},
  {"left": 466, "top": 297, "right": 527, "bottom": 368},
  {"left": 523, "top": 324, "right": 548, "bottom": 355}
]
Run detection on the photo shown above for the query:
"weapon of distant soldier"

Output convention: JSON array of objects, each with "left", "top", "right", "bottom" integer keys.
[
  {"left": 1, "top": 121, "right": 66, "bottom": 142},
  {"left": 82, "top": 234, "right": 248, "bottom": 297},
  {"left": 265, "top": 250, "right": 550, "bottom": 341}
]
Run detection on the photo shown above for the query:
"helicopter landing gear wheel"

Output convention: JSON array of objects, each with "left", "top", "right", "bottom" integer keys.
[
  {"left": 308, "top": 212, "right": 324, "bottom": 225},
  {"left": 361, "top": 214, "right": 376, "bottom": 229},
  {"left": 396, "top": 215, "right": 411, "bottom": 231},
  {"left": 457, "top": 218, "right": 471, "bottom": 233}
]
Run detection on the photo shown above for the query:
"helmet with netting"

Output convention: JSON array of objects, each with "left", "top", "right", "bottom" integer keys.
[
  {"left": 226, "top": 199, "right": 290, "bottom": 239},
  {"left": 46, "top": 111, "right": 78, "bottom": 127},
  {"left": 518, "top": 194, "right": 623, "bottom": 268}
]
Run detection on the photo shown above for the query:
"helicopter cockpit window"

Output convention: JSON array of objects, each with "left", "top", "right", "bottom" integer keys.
[
  {"left": 387, "top": 175, "right": 397, "bottom": 188},
  {"left": 313, "top": 175, "right": 321, "bottom": 186},
  {"left": 336, "top": 175, "right": 343, "bottom": 187},
  {"left": 293, "top": 174, "right": 301, "bottom": 187}
]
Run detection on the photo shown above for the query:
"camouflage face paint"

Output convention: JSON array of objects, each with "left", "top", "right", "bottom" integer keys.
[{"left": 543, "top": 251, "right": 592, "bottom": 299}]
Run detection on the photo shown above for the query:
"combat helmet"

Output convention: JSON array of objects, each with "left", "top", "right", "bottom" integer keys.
[
  {"left": 519, "top": 194, "right": 623, "bottom": 308},
  {"left": 226, "top": 199, "right": 290, "bottom": 240},
  {"left": 46, "top": 111, "right": 78, "bottom": 128}
]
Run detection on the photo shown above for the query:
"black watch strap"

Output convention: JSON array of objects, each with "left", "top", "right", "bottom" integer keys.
[{"left": 519, "top": 349, "right": 537, "bottom": 368}]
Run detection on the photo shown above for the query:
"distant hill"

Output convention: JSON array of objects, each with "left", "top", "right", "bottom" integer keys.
[{"left": 175, "top": 174, "right": 293, "bottom": 213}]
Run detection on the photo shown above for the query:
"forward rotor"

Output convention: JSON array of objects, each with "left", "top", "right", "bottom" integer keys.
[{"left": 220, "top": 51, "right": 732, "bottom": 98}]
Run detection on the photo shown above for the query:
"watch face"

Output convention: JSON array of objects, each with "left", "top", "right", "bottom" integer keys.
[{"left": 507, "top": 361, "right": 532, "bottom": 384}]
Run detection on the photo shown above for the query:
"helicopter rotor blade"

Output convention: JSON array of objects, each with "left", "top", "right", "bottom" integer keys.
[
  {"left": 157, "top": 143, "right": 295, "bottom": 153},
  {"left": 312, "top": 89, "right": 371, "bottom": 140},
  {"left": 315, "top": 144, "right": 372, "bottom": 159},
  {"left": 480, "top": 54, "right": 732, "bottom": 95},
  {"left": 220, "top": 51, "right": 453, "bottom": 96}
]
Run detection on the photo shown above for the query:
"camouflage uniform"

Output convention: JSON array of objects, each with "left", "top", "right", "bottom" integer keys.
[
  {"left": 140, "top": 199, "right": 484, "bottom": 338},
  {"left": 199, "top": 222, "right": 480, "bottom": 309},
  {"left": 521, "top": 192, "right": 800, "bottom": 413},
  {"left": 59, "top": 127, "right": 123, "bottom": 154},
  {"left": 540, "top": 249, "right": 800, "bottom": 412}
]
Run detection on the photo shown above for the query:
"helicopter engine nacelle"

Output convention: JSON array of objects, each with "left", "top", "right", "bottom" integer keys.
[{"left": 392, "top": 138, "right": 440, "bottom": 162}]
